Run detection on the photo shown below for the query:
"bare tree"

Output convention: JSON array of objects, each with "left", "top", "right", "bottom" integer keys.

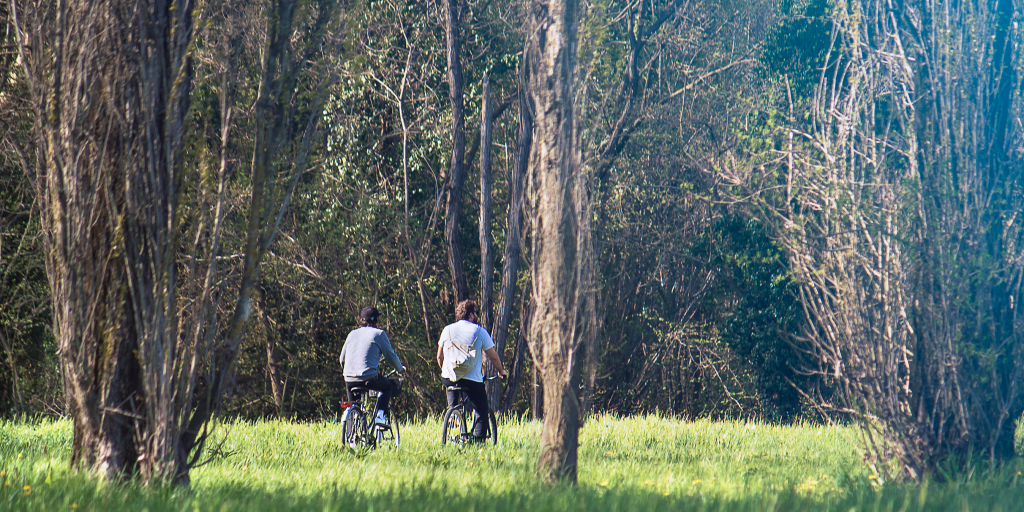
[
  {"left": 720, "top": 0, "right": 1024, "bottom": 480},
  {"left": 11, "top": 0, "right": 198, "bottom": 480},
  {"left": 0, "top": 0, "right": 43, "bottom": 415},
  {"left": 11, "top": 0, "right": 341, "bottom": 482},
  {"left": 175, "top": 0, "right": 340, "bottom": 483},
  {"left": 478, "top": 72, "right": 503, "bottom": 408},
  {"left": 903, "top": 0, "right": 1024, "bottom": 469}
]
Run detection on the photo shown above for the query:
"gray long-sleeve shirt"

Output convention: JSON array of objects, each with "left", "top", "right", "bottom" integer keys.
[{"left": 340, "top": 326, "right": 403, "bottom": 382}]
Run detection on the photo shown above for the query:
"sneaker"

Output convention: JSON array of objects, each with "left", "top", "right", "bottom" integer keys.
[{"left": 375, "top": 410, "right": 389, "bottom": 427}]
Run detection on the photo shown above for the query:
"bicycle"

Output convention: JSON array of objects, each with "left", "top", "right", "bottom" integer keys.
[
  {"left": 441, "top": 375, "right": 499, "bottom": 446},
  {"left": 340, "top": 371, "right": 403, "bottom": 449}
]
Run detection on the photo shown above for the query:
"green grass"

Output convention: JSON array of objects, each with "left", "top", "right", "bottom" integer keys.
[{"left": 2, "top": 415, "right": 1022, "bottom": 511}]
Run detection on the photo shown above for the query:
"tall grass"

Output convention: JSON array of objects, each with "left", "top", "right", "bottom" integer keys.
[{"left": 2, "top": 415, "right": 1022, "bottom": 511}]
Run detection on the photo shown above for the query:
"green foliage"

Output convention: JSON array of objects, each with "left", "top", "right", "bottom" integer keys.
[
  {"left": 707, "top": 215, "right": 808, "bottom": 422},
  {"left": 3, "top": 416, "right": 1024, "bottom": 510},
  {"left": 759, "top": 0, "right": 833, "bottom": 101},
  {"left": 0, "top": 0, "right": 832, "bottom": 429},
  {"left": 216, "top": 0, "right": 532, "bottom": 419}
]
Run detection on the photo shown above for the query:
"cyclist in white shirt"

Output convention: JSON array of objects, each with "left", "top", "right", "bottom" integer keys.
[{"left": 436, "top": 300, "right": 508, "bottom": 441}]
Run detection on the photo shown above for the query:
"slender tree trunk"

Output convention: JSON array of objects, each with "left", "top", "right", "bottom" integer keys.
[
  {"left": 575, "top": 131, "right": 599, "bottom": 418},
  {"left": 501, "top": 297, "right": 534, "bottom": 413},
  {"left": 393, "top": 33, "right": 434, "bottom": 345},
  {"left": 0, "top": 329, "right": 24, "bottom": 413},
  {"left": 480, "top": 73, "right": 495, "bottom": 331},
  {"left": 176, "top": 0, "right": 338, "bottom": 484},
  {"left": 479, "top": 73, "right": 502, "bottom": 408},
  {"left": 525, "top": 0, "right": 581, "bottom": 484},
  {"left": 491, "top": 56, "right": 533, "bottom": 411},
  {"left": 258, "top": 286, "right": 286, "bottom": 415},
  {"left": 443, "top": 0, "right": 469, "bottom": 303}
]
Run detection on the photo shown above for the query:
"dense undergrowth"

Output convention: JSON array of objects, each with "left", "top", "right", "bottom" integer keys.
[{"left": 2, "top": 415, "right": 1022, "bottom": 511}]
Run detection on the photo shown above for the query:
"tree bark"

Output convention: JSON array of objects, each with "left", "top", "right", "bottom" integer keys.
[
  {"left": 443, "top": 0, "right": 469, "bottom": 304},
  {"left": 525, "top": 0, "right": 582, "bottom": 484}
]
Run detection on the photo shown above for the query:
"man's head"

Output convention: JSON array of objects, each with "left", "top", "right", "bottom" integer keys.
[
  {"left": 455, "top": 300, "right": 478, "bottom": 322},
  {"left": 359, "top": 306, "right": 380, "bottom": 327}
]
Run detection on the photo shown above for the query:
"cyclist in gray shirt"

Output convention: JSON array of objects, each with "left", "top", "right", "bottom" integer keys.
[{"left": 340, "top": 307, "right": 405, "bottom": 426}]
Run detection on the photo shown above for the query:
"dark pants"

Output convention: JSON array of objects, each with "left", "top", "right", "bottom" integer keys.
[
  {"left": 443, "top": 377, "right": 489, "bottom": 438},
  {"left": 346, "top": 374, "right": 395, "bottom": 415}
]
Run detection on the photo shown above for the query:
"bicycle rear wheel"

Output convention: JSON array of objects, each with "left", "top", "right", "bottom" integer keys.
[
  {"left": 343, "top": 407, "right": 367, "bottom": 448},
  {"left": 441, "top": 407, "right": 467, "bottom": 446}
]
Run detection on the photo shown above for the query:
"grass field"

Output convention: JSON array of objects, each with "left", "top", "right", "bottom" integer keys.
[{"left": 2, "top": 415, "right": 1022, "bottom": 511}]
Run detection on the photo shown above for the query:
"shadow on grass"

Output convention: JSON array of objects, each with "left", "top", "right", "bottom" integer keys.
[{"left": 5, "top": 471, "right": 1024, "bottom": 512}]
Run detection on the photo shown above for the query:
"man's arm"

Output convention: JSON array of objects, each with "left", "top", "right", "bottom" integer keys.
[
  {"left": 483, "top": 347, "right": 508, "bottom": 377},
  {"left": 378, "top": 332, "right": 405, "bottom": 373},
  {"left": 436, "top": 344, "right": 444, "bottom": 369}
]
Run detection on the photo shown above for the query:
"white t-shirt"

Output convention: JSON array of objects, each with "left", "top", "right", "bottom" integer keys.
[{"left": 438, "top": 320, "right": 495, "bottom": 382}]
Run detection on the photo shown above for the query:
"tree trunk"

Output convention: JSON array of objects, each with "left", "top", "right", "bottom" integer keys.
[
  {"left": 479, "top": 73, "right": 502, "bottom": 408},
  {"left": 443, "top": 0, "right": 469, "bottom": 304},
  {"left": 0, "top": 329, "right": 25, "bottom": 413},
  {"left": 12, "top": 0, "right": 338, "bottom": 483},
  {"left": 501, "top": 297, "right": 534, "bottom": 413},
  {"left": 491, "top": 55, "right": 533, "bottom": 411},
  {"left": 525, "top": 0, "right": 582, "bottom": 484},
  {"left": 479, "top": 73, "right": 495, "bottom": 331},
  {"left": 258, "top": 286, "right": 286, "bottom": 416},
  {"left": 13, "top": 0, "right": 196, "bottom": 481}
]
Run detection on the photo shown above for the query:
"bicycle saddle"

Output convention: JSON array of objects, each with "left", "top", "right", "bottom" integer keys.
[{"left": 349, "top": 386, "right": 371, "bottom": 396}]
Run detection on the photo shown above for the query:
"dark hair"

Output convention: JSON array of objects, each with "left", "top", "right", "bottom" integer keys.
[
  {"left": 455, "top": 300, "right": 477, "bottom": 322},
  {"left": 359, "top": 306, "right": 380, "bottom": 327}
]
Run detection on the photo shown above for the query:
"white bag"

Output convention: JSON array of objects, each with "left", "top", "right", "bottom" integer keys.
[{"left": 442, "top": 326, "right": 479, "bottom": 381}]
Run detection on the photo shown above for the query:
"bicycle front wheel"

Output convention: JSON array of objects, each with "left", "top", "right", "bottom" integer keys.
[
  {"left": 376, "top": 414, "right": 400, "bottom": 449},
  {"left": 441, "top": 407, "right": 467, "bottom": 446}
]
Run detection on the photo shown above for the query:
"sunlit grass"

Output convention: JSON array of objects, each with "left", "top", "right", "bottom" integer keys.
[{"left": 2, "top": 414, "right": 1022, "bottom": 511}]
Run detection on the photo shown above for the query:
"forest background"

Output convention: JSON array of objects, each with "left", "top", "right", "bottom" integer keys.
[{"left": 1, "top": 0, "right": 1023, "bottom": 483}]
